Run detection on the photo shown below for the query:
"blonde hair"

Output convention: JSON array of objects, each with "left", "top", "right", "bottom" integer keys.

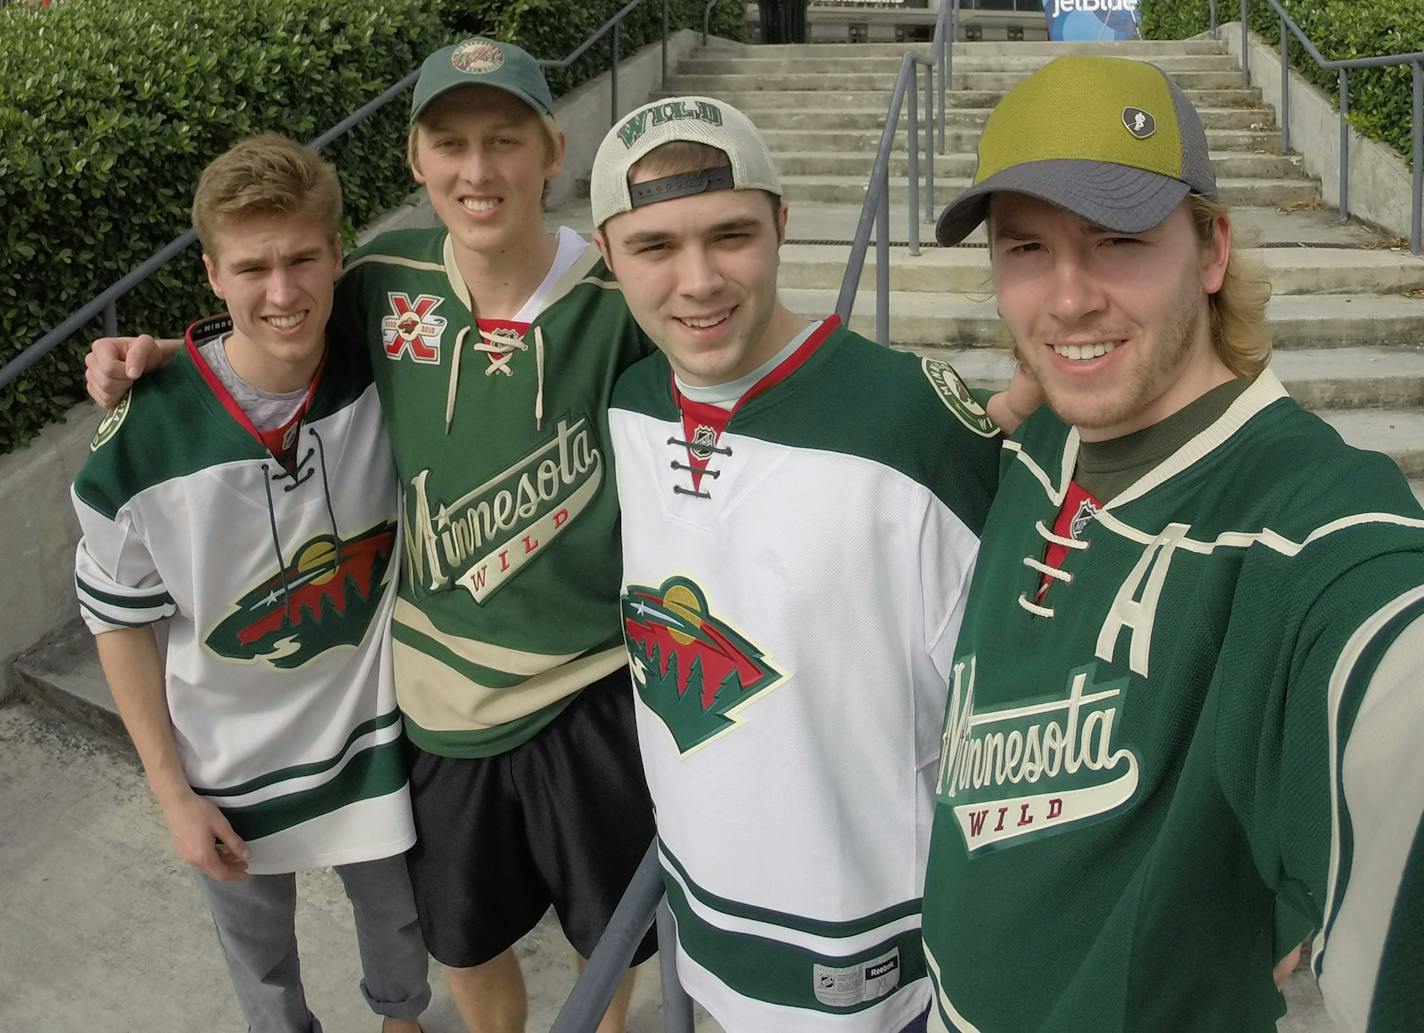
[
  {"left": 1189, "top": 193, "right": 1272, "bottom": 378},
  {"left": 192, "top": 133, "right": 341, "bottom": 256},
  {"left": 629, "top": 140, "right": 782, "bottom": 220}
]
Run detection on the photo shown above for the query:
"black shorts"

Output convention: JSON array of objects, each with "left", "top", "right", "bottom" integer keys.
[{"left": 404, "top": 667, "right": 658, "bottom": 969}]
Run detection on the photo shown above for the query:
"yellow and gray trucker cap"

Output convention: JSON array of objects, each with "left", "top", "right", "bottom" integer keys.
[
  {"left": 410, "top": 37, "right": 556, "bottom": 127},
  {"left": 935, "top": 56, "right": 1217, "bottom": 246},
  {"left": 591, "top": 96, "right": 780, "bottom": 227}
]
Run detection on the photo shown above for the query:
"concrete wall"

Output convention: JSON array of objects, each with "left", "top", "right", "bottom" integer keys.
[
  {"left": 0, "top": 403, "right": 98, "bottom": 698},
  {"left": 1216, "top": 22, "right": 1417, "bottom": 241}
]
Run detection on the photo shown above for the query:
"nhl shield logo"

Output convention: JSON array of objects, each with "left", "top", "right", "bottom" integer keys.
[
  {"left": 623, "top": 577, "right": 784, "bottom": 754},
  {"left": 689, "top": 425, "right": 719, "bottom": 462},
  {"left": 1122, "top": 107, "right": 1156, "bottom": 140}
]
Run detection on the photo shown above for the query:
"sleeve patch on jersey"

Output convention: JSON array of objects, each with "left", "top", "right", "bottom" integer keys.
[
  {"left": 921, "top": 358, "right": 998, "bottom": 438},
  {"left": 90, "top": 391, "right": 131, "bottom": 451}
]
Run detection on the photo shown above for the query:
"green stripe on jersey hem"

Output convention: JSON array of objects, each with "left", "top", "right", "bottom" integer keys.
[
  {"left": 192, "top": 710, "right": 402, "bottom": 797},
  {"left": 75, "top": 574, "right": 174, "bottom": 610},
  {"left": 214, "top": 737, "right": 407, "bottom": 841},
  {"left": 391, "top": 622, "right": 529, "bottom": 689},
  {"left": 79, "top": 600, "right": 158, "bottom": 629},
  {"left": 664, "top": 870, "right": 926, "bottom": 1014},
  {"left": 401, "top": 691, "right": 578, "bottom": 758},
  {"left": 661, "top": 842, "right": 922, "bottom": 938}
]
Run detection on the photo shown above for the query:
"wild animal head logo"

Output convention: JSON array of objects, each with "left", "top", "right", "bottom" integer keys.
[
  {"left": 622, "top": 577, "right": 783, "bottom": 754},
  {"left": 205, "top": 522, "right": 396, "bottom": 669}
]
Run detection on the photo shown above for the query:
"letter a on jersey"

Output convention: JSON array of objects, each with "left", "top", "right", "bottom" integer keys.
[{"left": 623, "top": 577, "right": 783, "bottom": 754}]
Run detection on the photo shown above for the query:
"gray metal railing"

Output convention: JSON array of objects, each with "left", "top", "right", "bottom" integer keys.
[
  {"left": 834, "top": 0, "right": 958, "bottom": 344},
  {"left": 549, "top": 838, "right": 695, "bottom": 1033},
  {"left": 1209, "top": 0, "right": 1424, "bottom": 252},
  {"left": 0, "top": 0, "right": 685, "bottom": 392}
]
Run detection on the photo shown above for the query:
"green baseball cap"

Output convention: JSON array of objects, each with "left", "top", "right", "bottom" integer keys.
[
  {"left": 935, "top": 56, "right": 1217, "bottom": 246},
  {"left": 410, "top": 37, "right": 556, "bottom": 126}
]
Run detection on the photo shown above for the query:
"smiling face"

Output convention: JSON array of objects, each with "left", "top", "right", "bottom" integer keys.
[
  {"left": 988, "top": 192, "right": 1232, "bottom": 441},
  {"left": 203, "top": 211, "right": 341, "bottom": 393},
  {"left": 410, "top": 85, "right": 565, "bottom": 264},
  {"left": 596, "top": 173, "right": 795, "bottom": 387}
]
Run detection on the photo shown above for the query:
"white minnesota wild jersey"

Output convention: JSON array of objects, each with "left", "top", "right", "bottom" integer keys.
[
  {"left": 72, "top": 322, "right": 413, "bottom": 874},
  {"left": 610, "top": 318, "right": 1000, "bottom": 1032}
]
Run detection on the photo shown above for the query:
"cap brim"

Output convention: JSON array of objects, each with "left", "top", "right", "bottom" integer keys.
[
  {"left": 410, "top": 81, "right": 554, "bottom": 127},
  {"left": 934, "top": 159, "right": 1192, "bottom": 246}
]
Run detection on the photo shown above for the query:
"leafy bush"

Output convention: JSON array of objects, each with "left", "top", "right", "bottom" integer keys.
[
  {"left": 0, "top": 0, "right": 447, "bottom": 453},
  {"left": 0, "top": 0, "right": 745, "bottom": 455},
  {"left": 1140, "top": 0, "right": 1419, "bottom": 168}
]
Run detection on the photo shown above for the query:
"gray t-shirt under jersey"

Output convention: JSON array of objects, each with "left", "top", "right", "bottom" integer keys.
[{"left": 199, "top": 335, "right": 308, "bottom": 431}]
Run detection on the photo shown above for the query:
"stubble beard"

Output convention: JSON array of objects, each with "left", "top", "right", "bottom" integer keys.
[{"left": 1019, "top": 281, "right": 1205, "bottom": 437}]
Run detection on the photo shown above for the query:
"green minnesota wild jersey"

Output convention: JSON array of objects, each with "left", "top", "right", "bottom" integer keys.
[
  {"left": 72, "top": 320, "right": 412, "bottom": 874},
  {"left": 333, "top": 226, "right": 653, "bottom": 757},
  {"left": 920, "top": 370, "right": 1424, "bottom": 1033}
]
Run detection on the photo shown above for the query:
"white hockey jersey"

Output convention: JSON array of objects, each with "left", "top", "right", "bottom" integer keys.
[
  {"left": 609, "top": 318, "right": 1001, "bottom": 1031},
  {"left": 72, "top": 320, "right": 413, "bottom": 874}
]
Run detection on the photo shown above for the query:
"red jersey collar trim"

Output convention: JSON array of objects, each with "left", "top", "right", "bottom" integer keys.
[
  {"left": 185, "top": 315, "right": 327, "bottom": 463},
  {"left": 669, "top": 313, "right": 840, "bottom": 420}
]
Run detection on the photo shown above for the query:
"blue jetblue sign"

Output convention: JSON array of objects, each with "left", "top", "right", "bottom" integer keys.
[{"left": 1042, "top": 0, "right": 1141, "bottom": 41}]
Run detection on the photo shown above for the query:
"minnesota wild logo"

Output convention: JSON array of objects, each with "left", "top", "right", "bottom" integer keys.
[
  {"left": 91, "top": 391, "right": 131, "bottom": 451},
  {"left": 623, "top": 577, "right": 782, "bottom": 754},
  {"left": 206, "top": 522, "right": 396, "bottom": 669}
]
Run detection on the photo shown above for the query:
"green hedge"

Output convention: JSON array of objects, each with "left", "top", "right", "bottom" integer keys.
[
  {"left": 1140, "top": 0, "right": 1419, "bottom": 169},
  {"left": 0, "top": 0, "right": 744, "bottom": 455}
]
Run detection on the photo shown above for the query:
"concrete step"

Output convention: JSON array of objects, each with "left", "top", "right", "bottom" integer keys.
[
  {"left": 773, "top": 149, "right": 1308, "bottom": 181},
  {"left": 9, "top": 619, "right": 123, "bottom": 742},
  {"left": 1316, "top": 409, "right": 1424, "bottom": 478},
  {"left": 722, "top": 105, "right": 1275, "bottom": 132},
  {"left": 777, "top": 174, "right": 1318, "bottom": 208},
  {"left": 780, "top": 244, "right": 1424, "bottom": 296},
  {"left": 666, "top": 69, "right": 1249, "bottom": 92},
  {"left": 757, "top": 126, "right": 1285, "bottom": 153},
  {"left": 662, "top": 85, "right": 1266, "bottom": 111},
  {"left": 783, "top": 289, "right": 1424, "bottom": 350},
  {"left": 935, "top": 346, "right": 1424, "bottom": 413},
  {"left": 696, "top": 40, "right": 1232, "bottom": 58},
  {"left": 680, "top": 53, "right": 1245, "bottom": 76}
]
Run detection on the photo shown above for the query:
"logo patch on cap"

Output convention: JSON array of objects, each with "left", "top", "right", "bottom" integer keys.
[
  {"left": 1122, "top": 107, "right": 1156, "bottom": 140},
  {"left": 451, "top": 39, "right": 505, "bottom": 74}
]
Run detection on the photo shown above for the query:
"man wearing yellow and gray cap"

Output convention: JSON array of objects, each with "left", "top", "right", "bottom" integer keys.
[{"left": 919, "top": 55, "right": 1424, "bottom": 1033}]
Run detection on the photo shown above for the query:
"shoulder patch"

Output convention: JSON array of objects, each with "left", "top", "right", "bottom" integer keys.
[
  {"left": 921, "top": 357, "right": 998, "bottom": 438},
  {"left": 91, "top": 391, "right": 131, "bottom": 451}
]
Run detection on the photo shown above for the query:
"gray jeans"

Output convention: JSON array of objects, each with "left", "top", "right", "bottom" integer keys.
[{"left": 197, "top": 854, "right": 430, "bottom": 1033}]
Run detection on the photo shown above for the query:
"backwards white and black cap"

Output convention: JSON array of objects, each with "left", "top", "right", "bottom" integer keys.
[{"left": 590, "top": 96, "right": 780, "bottom": 227}]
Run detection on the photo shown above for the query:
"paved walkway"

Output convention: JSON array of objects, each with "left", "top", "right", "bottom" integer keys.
[{"left": 1, "top": 695, "right": 1339, "bottom": 1032}]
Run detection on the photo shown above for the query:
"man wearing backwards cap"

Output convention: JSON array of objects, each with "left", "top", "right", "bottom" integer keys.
[
  {"left": 85, "top": 37, "right": 657, "bottom": 1033},
  {"left": 589, "top": 96, "right": 1004, "bottom": 1032},
  {"left": 919, "top": 55, "right": 1424, "bottom": 1033}
]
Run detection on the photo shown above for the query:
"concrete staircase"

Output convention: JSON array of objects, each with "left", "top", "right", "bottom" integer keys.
[{"left": 555, "top": 37, "right": 1424, "bottom": 503}]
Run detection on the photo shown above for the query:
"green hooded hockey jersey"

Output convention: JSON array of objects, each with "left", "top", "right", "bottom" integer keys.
[
  {"left": 332, "top": 227, "right": 652, "bottom": 757},
  {"left": 921, "top": 370, "right": 1424, "bottom": 1032}
]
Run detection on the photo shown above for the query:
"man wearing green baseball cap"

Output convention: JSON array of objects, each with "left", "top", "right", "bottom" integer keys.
[
  {"left": 919, "top": 55, "right": 1424, "bottom": 1033},
  {"left": 84, "top": 36, "right": 658, "bottom": 1033}
]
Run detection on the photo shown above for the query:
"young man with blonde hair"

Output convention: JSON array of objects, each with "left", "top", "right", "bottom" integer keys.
[
  {"left": 85, "top": 39, "right": 656, "bottom": 1033},
  {"left": 72, "top": 132, "right": 428, "bottom": 1033},
  {"left": 919, "top": 56, "right": 1424, "bottom": 1033}
]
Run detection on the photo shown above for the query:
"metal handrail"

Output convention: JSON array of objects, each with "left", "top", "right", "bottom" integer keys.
[
  {"left": 834, "top": 0, "right": 959, "bottom": 344},
  {"left": 1209, "top": 0, "right": 1424, "bottom": 251},
  {"left": 0, "top": 0, "right": 686, "bottom": 393}
]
